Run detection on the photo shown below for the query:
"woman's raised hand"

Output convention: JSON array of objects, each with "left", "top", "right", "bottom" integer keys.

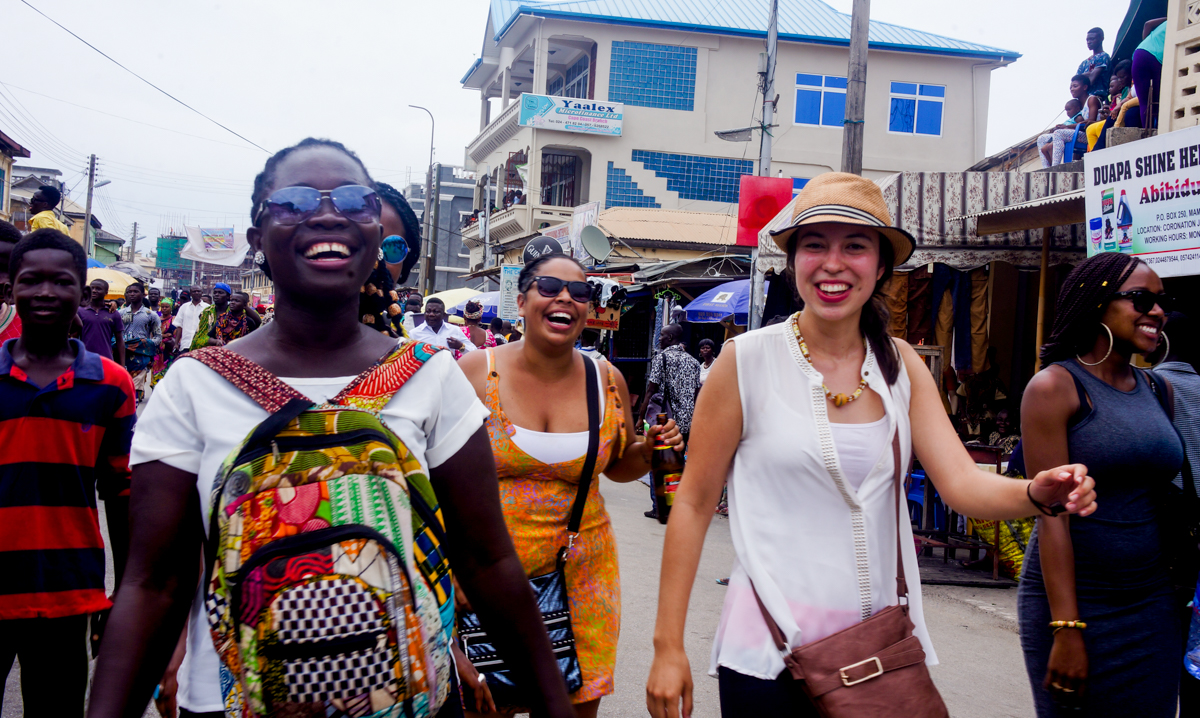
[
  {"left": 646, "top": 646, "right": 694, "bottom": 718},
  {"left": 1029, "top": 464, "right": 1097, "bottom": 517}
]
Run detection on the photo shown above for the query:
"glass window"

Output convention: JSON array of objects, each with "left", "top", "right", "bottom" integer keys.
[
  {"left": 562, "top": 56, "right": 590, "bottom": 99},
  {"left": 889, "top": 83, "right": 944, "bottom": 136},
  {"left": 792, "top": 177, "right": 809, "bottom": 195},
  {"left": 793, "top": 74, "right": 847, "bottom": 128}
]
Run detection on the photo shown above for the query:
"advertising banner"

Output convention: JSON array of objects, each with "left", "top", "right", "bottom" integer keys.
[
  {"left": 1084, "top": 124, "right": 1200, "bottom": 277},
  {"left": 498, "top": 264, "right": 521, "bottom": 321},
  {"left": 200, "top": 228, "right": 234, "bottom": 250},
  {"left": 736, "top": 176, "right": 793, "bottom": 247},
  {"left": 569, "top": 202, "right": 601, "bottom": 259},
  {"left": 518, "top": 93, "right": 623, "bottom": 136},
  {"left": 540, "top": 223, "right": 571, "bottom": 253}
]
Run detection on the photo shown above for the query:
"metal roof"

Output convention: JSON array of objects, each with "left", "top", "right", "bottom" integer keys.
[
  {"left": 950, "top": 189, "right": 1085, "bottom": 236},
  {"left": 487, "top": 0, "right": 1018, "bottom": 60},
  {"left": 597, "top": 207, "right": 738, "bottom": 245}
]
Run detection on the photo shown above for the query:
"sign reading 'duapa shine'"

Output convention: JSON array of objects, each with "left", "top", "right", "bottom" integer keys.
[
  {"left": 1084, "top": 123, "right": 1200, "bottom": 278},
  {"left": 518, "top": 93, "right": 623, "bottom": 136}
]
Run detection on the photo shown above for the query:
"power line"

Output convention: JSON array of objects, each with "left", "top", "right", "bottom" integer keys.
[
  {"left": 0, "top": 81, "right": 267, "bottom": 152},
  {"left": 18, "top": 0, "right": 270, "bottom": 154}
]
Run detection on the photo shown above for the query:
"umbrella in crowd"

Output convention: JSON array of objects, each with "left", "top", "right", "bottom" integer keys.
[
  {"left": 684, "top": 278, "right": 768, "bottom": 326},
  {"left": 86, "top": 267, "right": 137, "bottom": 300},
  {"left": 453, "top": 291, "right": 500, "bottom": 323},
  {"left": 422, "top": 286, "right": 483, "bottom": 311},
  {"left": 105, "top": 260, "right": 152, "bottom": 284},
  {"left": 86, "top": 258, "right": 106, "bottom": 268}
]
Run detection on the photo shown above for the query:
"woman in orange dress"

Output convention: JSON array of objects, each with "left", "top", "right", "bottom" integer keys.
[{"left": 458, "top": 254, "right": 680, "bottom": 717}]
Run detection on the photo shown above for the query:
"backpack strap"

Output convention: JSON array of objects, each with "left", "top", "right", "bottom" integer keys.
[
  {"left": 188, "top": 347, "right": 311, "bottom": 412},
  {"left": 332, "top": 341, "right": 444, "bottom": 412}
]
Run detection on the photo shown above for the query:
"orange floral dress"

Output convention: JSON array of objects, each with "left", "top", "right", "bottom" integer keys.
[{"left": 482, "top": 349, "right": 626, "bottom": 703}]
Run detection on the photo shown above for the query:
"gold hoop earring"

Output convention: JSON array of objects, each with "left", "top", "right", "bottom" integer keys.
[
  {"left": 1076, "top": 323, "right": 1114, "bottom": 366},
  {"left": 1153, "top": 331, "right": 1170, "bottom": 367}
]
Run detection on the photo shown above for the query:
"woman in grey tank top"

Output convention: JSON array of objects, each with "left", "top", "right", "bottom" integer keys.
[{"left": 1019, "top": 252, "right": 1184, "bottom": 716}]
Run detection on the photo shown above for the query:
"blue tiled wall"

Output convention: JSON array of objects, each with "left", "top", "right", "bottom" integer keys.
[
  {"left": 631, "top": 150, "right": 754, "bottom": 204},
  {"left": 606, "top": 162, "right": 660, "bottom": 208},
  {"left": 608, "top": 41, "right": 696, "bottom": 111}
]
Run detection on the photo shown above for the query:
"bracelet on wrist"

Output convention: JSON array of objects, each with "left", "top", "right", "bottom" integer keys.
[
  {"left": 1049, "top": 620, "right": 1086, "bottom": 635},
  {"left": 1027, "top": 481, "right": 1066, "bottom": 517}
]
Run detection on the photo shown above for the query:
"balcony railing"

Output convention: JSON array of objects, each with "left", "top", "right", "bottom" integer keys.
[
  {"left": 466, "top": 100, "right": 522, "bottom": 164},
  {"left": 460, "top": 203, "right": 576, "bottom": 258}
]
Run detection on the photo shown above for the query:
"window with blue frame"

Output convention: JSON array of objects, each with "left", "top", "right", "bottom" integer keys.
[
  {"left": 794, "top": 74, "right": 847, "bottom": 128},
  {"left": 608, "top": 41, "right": 696, "bottom": 111},
  {"left": 888, "top": 83, "right": 944, "bottom": 136}
]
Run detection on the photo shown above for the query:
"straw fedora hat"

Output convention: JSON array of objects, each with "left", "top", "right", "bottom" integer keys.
[{"left": 769, "top": 172, "right": 914, "bottom": 266}]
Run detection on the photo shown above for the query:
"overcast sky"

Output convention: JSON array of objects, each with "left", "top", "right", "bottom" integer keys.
[{"left": 3, "top": 0, "right": 1134, "bottom": 250}]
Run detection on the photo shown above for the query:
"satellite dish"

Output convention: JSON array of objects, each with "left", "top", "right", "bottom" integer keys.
[
  {"left": 580, "top": 225, "right": 613, "bottom": 262},
  {"left": 523, "top": 236, "right": 565, "bottom": 265}
]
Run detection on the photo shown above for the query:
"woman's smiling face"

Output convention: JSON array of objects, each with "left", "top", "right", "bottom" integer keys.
[
  {"left": 517, "top": 257, "right": 589, "bottom": 348},
  {"left": 248, "top": 146, "right": 382, "bottom": 305},
  {"left": 789, "top": 222, "right": 885, "bottom": 323}
]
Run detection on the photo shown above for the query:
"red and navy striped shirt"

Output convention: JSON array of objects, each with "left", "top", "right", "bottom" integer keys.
[{"left": 0, "top": 338, "right": 136, "bottom": 619}]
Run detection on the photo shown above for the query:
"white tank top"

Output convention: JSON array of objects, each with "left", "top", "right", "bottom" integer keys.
[
  {"left": 710, "top": 320, "right": 936, "bottom": 680},
  {"left": 831, "top": 417, "right": 891, "bottom": 491}
]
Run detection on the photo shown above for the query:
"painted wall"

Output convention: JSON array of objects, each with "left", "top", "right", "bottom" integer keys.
[{"left": 466, "top": 17, "right": 1004, "bottom": 213}]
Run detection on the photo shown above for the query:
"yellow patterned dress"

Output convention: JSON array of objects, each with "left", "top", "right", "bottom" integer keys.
[{"left": 482, "top": 349, "right": 626, "bottom": 703}]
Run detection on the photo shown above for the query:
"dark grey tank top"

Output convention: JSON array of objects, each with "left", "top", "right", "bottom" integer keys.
[{"left": 1024, "top": 360, "right": 1183, "bottom": 589}]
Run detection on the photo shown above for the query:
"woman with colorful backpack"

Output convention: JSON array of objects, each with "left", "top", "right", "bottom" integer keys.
[{"left": 88, "top": 139, "right": 577, "bottom": 718}]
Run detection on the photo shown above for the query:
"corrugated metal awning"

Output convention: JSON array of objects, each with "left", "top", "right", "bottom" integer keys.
[{"left": 950, "top": 189, "right": 1085, "bottom": 236}]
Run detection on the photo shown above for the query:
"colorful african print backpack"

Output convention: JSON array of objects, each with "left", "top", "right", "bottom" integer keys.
[{"left": 189, "top": 342, "right": 454, "bottom": 718}]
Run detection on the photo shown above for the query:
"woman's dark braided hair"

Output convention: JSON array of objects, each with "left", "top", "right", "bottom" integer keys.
[
  {"left": 785, "top": 233, "right": 901, "bottom": 384},
  {"left": 1039, "top": 252, "right": 1142, "bottom": 366},
  {"left": 375, "top": 182, "right": 422, "bottom": 284}
]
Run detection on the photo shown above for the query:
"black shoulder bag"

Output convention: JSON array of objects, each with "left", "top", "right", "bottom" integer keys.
[
  {"left": 458, "top": 355, "right": 601, "bottom": 705},
  {"left": 1145, "top": 369, "right": 1200, "bottom": 603}
]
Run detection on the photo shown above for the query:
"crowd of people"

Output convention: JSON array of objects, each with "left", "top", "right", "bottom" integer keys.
[
  {"left": 0, "top": 139, "right": 1195, "bottom": 718},
  {"left": 1038, "top": 22, "right": 1168, "bottom": 167}
]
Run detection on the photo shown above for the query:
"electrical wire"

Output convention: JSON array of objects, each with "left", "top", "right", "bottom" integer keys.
[
  {"left": 0, "top": 81, "right": 267, "bottom": 152},
  {"left": 18, "top": 0, "right": 269, "bottom": 153},
  {"left": 0, "top": 85, "right": 85, "bottom": 162}
]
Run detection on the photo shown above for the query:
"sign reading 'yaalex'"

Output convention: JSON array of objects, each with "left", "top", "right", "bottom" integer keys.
[
  {"left": 1084, "top": 123, "right": 1200, "bottom": 278},
  {"left": 518, "top": 93, "right": 623, "bottom": 137}
]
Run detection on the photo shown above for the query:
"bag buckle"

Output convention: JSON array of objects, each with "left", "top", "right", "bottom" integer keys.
[
  {"left": 839, "top": 656, "right": 884, "bottom": 687},
  {"left": 567, "top": 532, "right": 579, "bottom": 552}
]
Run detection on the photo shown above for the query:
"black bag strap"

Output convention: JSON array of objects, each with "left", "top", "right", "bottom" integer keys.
[{"left": 559, "top": 355, "right": 601, "bottom": 566}]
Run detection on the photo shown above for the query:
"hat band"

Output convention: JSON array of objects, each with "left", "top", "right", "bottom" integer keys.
[{"left": 793, "top": 204, "right": 887, "bottom": 227}]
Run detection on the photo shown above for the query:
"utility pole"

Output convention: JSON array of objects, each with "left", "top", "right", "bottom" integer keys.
[
  {"left": 83, "top": 154, "right": 96, "bottom": 257},
  {"left": 759, "top": 0, "right": 778, "bottom": 178},
  {"left": 129, "top": 222, "right": 138, "bottom": 262},
  {"left": 425, "top": 164, "right": 442, "bottom": 295},
  {"left": 840, "top": 0, "right": 870, "bottom": 175},
  {"left": 748, "top": 0, "right": 779, "bottom": 332}
]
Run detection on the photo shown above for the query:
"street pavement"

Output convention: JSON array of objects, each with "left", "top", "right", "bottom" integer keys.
[{"left": 5, "top": 477, "right": 1034, "bottom": 718}]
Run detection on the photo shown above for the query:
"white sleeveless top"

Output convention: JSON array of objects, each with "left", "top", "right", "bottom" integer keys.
[{"left": 710, "top": 321, "right": 936, "bottom": 680}]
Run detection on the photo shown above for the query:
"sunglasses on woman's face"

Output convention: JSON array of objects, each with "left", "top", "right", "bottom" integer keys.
[
  {"left": 532, "top": 276, "right": 594, "bottom": 303},
  {"left": 1113, "top": 289, "right": 1174, "bottom": 314},
  {"left": 254, "top": 185, "right": 381, "bottom": 226}
]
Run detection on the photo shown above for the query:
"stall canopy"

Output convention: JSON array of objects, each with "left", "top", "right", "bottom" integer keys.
[
  {"left": 684, "top": 278, "right": 769, "bottom": 325},
  {"left": 757, "top": 172, "right": 1088, "bottom": 273}
]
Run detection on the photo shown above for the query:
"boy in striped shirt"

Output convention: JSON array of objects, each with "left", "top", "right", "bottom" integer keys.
[{"left": 0, "top": 229, "right": 135, "bottom": 715}]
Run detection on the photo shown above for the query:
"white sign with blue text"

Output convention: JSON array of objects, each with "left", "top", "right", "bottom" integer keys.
[{"left": 518, "top": 93, "right": 623, "bottom": 136}]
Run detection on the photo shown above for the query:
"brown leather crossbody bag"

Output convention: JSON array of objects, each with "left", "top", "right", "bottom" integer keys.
[{"left": 752, "top": 433, "right": 949, "bottom": 717}]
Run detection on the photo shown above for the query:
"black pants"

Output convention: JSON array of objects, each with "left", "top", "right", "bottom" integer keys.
[
  {"left": 717, "top": 666, "right": 819, "bottom": 718},
  {"left": 0, "top": 615, "right": 90, "bottom": 718}
]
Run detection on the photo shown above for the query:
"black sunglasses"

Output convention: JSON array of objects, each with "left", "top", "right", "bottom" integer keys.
[
  {"left": 254, "top": 185, "right": 380, "bottom": 226},
  {"left": 1112, "top": 289, "right": 1173, "bottom": 314},
  {"left": 532, "top": 276, "right": 594, "bottom": 303}
]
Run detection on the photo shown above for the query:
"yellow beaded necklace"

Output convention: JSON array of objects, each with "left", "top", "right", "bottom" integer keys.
[{"left": 791, "top": 314, "right": 869, "bottom": 408}]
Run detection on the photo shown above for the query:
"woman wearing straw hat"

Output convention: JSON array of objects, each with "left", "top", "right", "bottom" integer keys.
[{"left": 645, "top": 173, "right": 1099, "bottom": 718}]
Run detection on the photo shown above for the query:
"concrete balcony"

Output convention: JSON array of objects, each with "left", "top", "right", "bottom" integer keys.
[
  {"left": 466, "top": 100, "right": 522, "bottom": 164},
  {"left": 460, "top": 202, "right": 575, "bottom": 259}
]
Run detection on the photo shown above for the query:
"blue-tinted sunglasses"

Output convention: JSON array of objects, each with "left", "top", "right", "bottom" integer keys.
[{"left": 254, "top": 185, "right": 381, "bottom": 226}]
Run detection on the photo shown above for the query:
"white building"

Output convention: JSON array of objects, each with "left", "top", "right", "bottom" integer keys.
[{"left": 459, "top": 0, "right": 1018, "bottom": 264}]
